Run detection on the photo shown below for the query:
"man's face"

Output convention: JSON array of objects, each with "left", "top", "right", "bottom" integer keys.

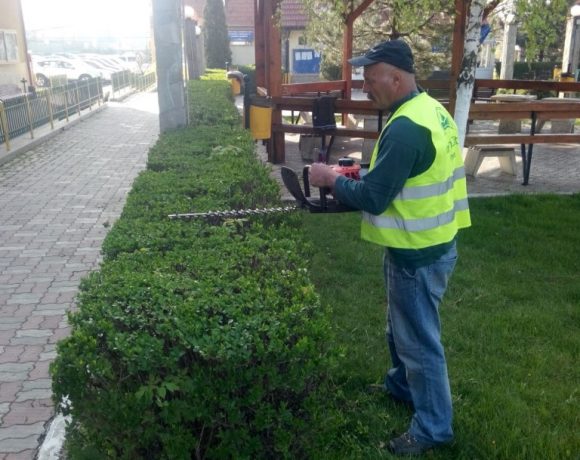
[{"left": 362, "top": 63, "right": 398, "bottom": 110}]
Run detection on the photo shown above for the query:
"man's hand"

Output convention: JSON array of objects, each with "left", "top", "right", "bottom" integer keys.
[{"left": 309, "top": 163, "right": 340, "bottom": 190}]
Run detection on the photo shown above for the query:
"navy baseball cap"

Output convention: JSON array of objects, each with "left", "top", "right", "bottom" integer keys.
[{"left": 348, "top": 40, "right": 415, "bottom": 74}]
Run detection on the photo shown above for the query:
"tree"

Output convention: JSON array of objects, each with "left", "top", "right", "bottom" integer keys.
[
  {"left": 203, "top": 0, "right": 232, "bottom": 69},
  {"left": 514, "top": 0, "right": 570, "bottom": 62},
  {"left": 301, "top": 0, "right": 456, "bottom": 79},
  {"left": 455, "top": 0, "right": 487, "bottom": 149}
]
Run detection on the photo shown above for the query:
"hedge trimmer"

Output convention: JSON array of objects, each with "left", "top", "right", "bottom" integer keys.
[{"left": 168, "top": 158, "right": 363, "bottom": 221}]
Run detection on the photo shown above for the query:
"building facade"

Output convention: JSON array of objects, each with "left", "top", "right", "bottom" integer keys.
[{"left": 0, "top": 0, "right": 33, "bottom": 97}]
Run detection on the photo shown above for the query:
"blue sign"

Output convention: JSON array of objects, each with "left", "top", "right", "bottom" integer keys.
[{"left": 228, "top": 31, "right": 254, "bottom": 42}]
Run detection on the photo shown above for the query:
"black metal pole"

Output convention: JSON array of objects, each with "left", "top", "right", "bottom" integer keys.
[{"left": 243, "top": 74, "right": 251, "bottom": 129}]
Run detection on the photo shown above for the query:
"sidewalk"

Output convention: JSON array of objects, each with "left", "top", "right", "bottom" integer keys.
[{"left": 0, "top": 92, "right": 159, "bottom": 459}]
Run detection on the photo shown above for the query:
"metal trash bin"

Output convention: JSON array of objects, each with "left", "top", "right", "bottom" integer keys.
[
  {"left": 249, "top": 96, "right": 272, "bottom": 140},
  {"left": 559, "top": 72, "right": 576, "bottom": 83},
  {"left": 227, "top": 70, "right": 244, "bottom": 96}
]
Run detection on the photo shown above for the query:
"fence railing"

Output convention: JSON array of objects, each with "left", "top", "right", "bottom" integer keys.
[
  {"left": 0, "top": 78, "right": 104, "bottom": 151},
  {"left": 111, "top": 70, "right": 157, "bottom": 99},
  {"left": 0, "top": 71, "right": 157, "bottom": 151}
]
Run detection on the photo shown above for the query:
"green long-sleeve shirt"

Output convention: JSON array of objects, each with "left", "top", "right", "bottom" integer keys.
[{"left": 334, "top": 92, "right": 455, "bottom": 269}]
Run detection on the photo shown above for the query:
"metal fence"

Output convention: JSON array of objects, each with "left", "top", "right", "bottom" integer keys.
[
  {"left": 0, "top": 78, "right": 103, "bottom": 151},
  {"left": 111, "top": 70, "right": 157, "bottom": 99},
  {"left": 0, "top": 71, "right": 157, "bottom": 151}
]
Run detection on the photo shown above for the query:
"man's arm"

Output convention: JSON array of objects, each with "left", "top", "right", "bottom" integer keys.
[{"left": 310, "top": 118, "right": 435, "bottom": 215}]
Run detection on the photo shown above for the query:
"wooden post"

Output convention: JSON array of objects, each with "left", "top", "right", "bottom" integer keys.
[
  {"left": 342, "top": 21, "right": 354, "bottom": 101},
  {"left": 449, "top": 0, "right": 467, "bottom": 117},
  {"left": 262, "top": 0, "right": 284, "bottom": 163},
  {"left": 254, "top": 0, "right": 266, "bottom": 89},
  {"left": 342, "top": 0, "right": 374, "bottom": 101}
]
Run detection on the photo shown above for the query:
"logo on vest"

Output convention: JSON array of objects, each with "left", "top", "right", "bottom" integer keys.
[{"left": 436, "top": 107, "right": 452, "bottom": 131}]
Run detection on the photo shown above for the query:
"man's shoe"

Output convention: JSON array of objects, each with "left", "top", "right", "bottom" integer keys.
[
  {"left": 387, "top": 432, "right": 434, "bottom": 456},
  {"left": 365, "top": 384, "right": 414, "bottom": 409}
]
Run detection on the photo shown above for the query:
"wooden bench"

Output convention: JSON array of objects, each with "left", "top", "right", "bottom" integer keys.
[
  {"left": 465, "top": 100, "right": 580, "bottom": 185},
  {"left": 267, "top": 81, "right": 580, "bottom": 185}
]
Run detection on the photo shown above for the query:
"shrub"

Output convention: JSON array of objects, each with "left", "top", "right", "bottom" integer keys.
[
  {"left": 236, "top": 65, "right": 257, "bottom": 95},
  {"left": 495, "top": 61, "right": 559, "bottom": 81},
  {"left": 187, "top": 78, "right": 240, "bottom": 127},
  {"left": 51, "top": 72, "right": 335, "bottom": 458}
]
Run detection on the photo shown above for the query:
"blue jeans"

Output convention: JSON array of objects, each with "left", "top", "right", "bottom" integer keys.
[{"left": 383, "top": 242, "right": 457, "bottom": 445}]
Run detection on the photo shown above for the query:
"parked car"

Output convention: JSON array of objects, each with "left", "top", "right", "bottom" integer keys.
[
  {"left": 75, "top": 56, "right": 124, "bottom": 84},
  {"left": 32, "top": 57, "right": 103, "bottom": 87},
  {"left": 103, "top": 55, "right": 139, "bottom": 72}
]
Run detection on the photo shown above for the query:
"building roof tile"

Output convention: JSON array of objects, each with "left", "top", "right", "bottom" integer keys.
[{"left": 281, "top": 0, "right": 308, "bottom": 28}]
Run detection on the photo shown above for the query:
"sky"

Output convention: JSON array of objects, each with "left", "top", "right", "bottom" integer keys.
[{"left": 21, "top": 0, "right": 152, "bottom": 37}]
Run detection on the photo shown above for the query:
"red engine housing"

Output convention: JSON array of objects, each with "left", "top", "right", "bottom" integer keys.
[{"left": 331, "top": 158, "right": 361, "bottom": 180}]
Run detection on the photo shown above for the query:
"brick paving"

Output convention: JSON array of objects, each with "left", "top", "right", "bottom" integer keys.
[{"left": 0, "top": 92, "right": 159, "bottom": 459}]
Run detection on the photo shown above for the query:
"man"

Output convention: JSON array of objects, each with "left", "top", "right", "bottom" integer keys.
[{"left": 309, "top": 40, "right": 471, "bottom": 456}]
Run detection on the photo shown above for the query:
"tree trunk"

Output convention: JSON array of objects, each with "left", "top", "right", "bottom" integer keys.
[{"left": 454, "top": 0, "right": 486, "bottom": 149}]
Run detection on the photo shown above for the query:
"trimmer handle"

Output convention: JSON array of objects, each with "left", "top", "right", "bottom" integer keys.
[{"left": 281, "top": 166, "right": 354, "bottom": 213}]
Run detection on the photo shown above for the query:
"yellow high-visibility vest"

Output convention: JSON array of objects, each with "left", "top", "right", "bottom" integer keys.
[{"left": 361, "top": 93, "right": 471, "bottom": 249}]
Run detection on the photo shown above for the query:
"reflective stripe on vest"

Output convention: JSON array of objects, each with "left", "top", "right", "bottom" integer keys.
[
  {"left": 360, "top": 92, "right": 471, "bottom": 249},
  {"left": 363, "top": 197, "right": 469, "bottom": 232},
  {"left": 395, "top": 166, "right": 466, "bottom": 201}
]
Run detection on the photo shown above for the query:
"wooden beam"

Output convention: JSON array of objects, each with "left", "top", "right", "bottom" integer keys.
[
  {"left": 254, "top": 0, "right": 266, "bottom": 88},
  {"left": 342, "top": 22, "right": 354, "bottom": 101},
  {"left": 263, "top": 0, "right": 284, "bottom": 163},
  {"left": 349, "top": 0, "right": 375, "bottom": 19},
  {"left": 282, "top": 80, "right": 346, "bottom": 96},
  {"left": 464, "top": 134, "right": 580, "bottom": 146},
  {"left": 341, "top": 0, "right": 374, "bottom": 120}
]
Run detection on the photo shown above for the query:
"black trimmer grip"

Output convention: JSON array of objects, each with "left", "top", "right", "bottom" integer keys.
[{"left": 280, "top": 166, "right": 355, "bottom": 213}]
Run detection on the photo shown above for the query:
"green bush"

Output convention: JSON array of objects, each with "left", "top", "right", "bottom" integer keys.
[
  {"left": 320, "top": 59, "right": 342, "bottom": 81},
  {"left": 188, "top": 78, "right": 240, "bottom": 127},
  {"left": 495, "top": 61, "right": 558, "bottom": 81},
  {"left": 51, "top": 71, "right": 334, "bottom": 458},
  {"left": 237, "top": 65, "right": 257, "bottom": 95}
]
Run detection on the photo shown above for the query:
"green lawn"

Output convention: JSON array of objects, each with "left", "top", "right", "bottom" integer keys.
[{"left": 301, "top": 194, "right": 580, "bottom": 459}]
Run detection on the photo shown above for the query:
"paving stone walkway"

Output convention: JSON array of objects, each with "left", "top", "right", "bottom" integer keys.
[{"left": 0, "top": 92, "right": 159, "bottom": 459}]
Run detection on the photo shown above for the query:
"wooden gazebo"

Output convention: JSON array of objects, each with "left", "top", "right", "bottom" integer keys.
[{"left": 253, "top": 0, "right": 580, "bottom": 185}]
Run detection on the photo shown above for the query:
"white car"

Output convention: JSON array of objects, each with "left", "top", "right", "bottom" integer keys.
[
  {"left": 33, "top": 57, "right": 103, "bottom": 87},
  {"left": 77, "top": 57, "right": 122, "bottom": 83}
]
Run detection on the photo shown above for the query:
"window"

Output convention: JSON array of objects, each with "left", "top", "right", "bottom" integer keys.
[
  {"left": 0, "top": 30, "right": 18, "bottom": 64},
  {"left": 295, "top": 51, "right": 313, "bottom": 61}
]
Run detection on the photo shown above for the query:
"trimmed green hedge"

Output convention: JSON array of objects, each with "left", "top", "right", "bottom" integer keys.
[{"left": 51, "top": 73, "right": 334, "bottom": 458}]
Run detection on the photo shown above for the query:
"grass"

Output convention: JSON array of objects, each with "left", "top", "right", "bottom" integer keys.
[{"left": 300, "top": 194, "right": 580, "bottom": 459}]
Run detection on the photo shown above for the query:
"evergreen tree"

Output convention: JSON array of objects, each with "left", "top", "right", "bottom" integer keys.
[{"left": 203, "top": 0, "right": 232, "bottom": 69}]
